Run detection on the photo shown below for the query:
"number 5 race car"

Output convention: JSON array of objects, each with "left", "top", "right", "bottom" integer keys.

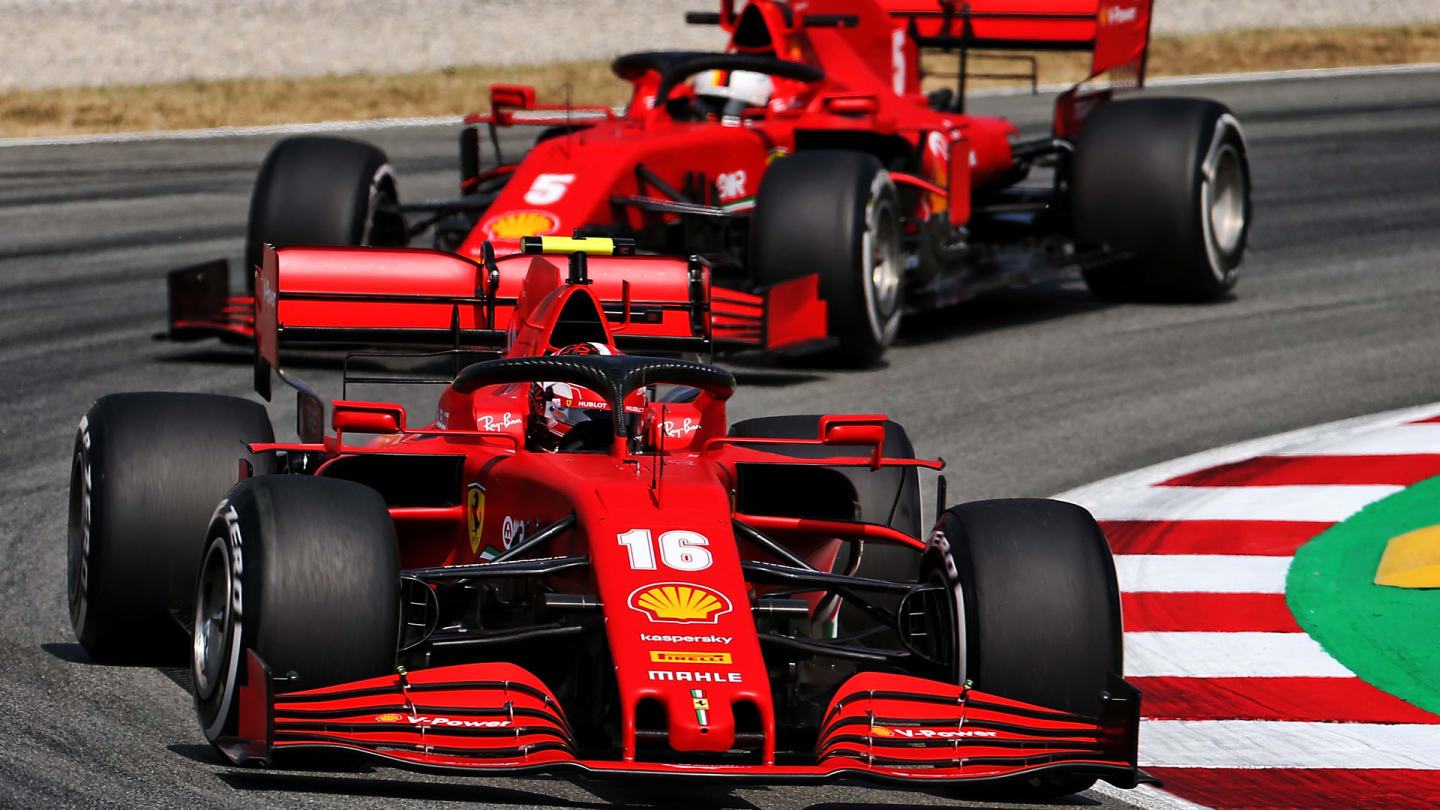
[
  {"left": 74, "top": 239, "right": 1145, "bottom": 796},
  {"left": 171, "top": 0, "right": 1250, "bottom": 365}
]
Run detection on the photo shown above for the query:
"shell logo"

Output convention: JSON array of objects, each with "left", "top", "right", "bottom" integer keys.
[
  {"left": 483, "top": 210, "right": 558, "bottom": 239},
  {"left": 872, "top": 726, "right": 894, "bottom": 737},
  {"left": 375, "top": 714, "right": 402, "bottom": 723},
  {"left": 629, "top": 582, "right": 732, "bottom": 624}
]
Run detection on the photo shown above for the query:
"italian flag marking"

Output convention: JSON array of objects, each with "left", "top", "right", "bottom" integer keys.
[{"left": 691, "top": 689, "right": 709, "bottom": 726}]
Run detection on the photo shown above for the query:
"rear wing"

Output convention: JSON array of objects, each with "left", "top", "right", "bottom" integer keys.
[
  {"left": 879, "top": 0, "right": 1151, "bottom": 72},
  {"left": 247, "top": 237, "right": 827, "bottom": 400},
  {"left": 250, "top": 239, "right": 823, "bottom": 349},
  {"left": 877, "top": 0, "right": 1152, "bottom": 130}
]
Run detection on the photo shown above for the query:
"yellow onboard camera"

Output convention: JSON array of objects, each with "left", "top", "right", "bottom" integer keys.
[{"left": 520, "top": 235, "right": 637, "bottom": 257}]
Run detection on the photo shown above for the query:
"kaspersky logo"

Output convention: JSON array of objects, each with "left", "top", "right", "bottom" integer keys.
[
  {"left": 629, "top": 582, "right": 732, "bottom": 624},
  {"left": 374, "top": 713, "right": 510, "bottom": 728}
]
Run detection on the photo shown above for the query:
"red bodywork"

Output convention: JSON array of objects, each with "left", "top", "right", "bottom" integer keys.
[
  {"left": 167, "top": 0, "right": 1155, "bottom": 351},
  {"left": 172, "top": 241, "right": 827, "bottom": 354},
  {"left": 215, "top": 242, "right": 1144, "bottom": 789},
  {"left": 452, "top": 0, "right": 1151, "bottom": 255}
]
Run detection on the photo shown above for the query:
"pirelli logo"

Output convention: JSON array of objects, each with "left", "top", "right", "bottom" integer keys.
[{"left": 649, "top": 650, "right": 732, "bottom": 665}]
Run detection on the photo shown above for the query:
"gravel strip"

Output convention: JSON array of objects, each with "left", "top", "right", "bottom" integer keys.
[{"left": 3, "top": 0, "right": 1440, "bottom": 91}]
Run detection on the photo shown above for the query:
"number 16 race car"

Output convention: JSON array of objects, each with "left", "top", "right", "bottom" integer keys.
[
  {"left": 169, "top": 0, "right": 1250, "bottom": 365},
  {"left": 73, "top": 238, "right": 1145, "bottom": 796}
]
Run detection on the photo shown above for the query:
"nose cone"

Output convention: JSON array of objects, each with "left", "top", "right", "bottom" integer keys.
[{"left": 666, "top": 685, "right": 734, "bottom": 752}]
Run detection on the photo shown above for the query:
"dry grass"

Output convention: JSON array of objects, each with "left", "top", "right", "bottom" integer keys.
[
  {"left": 4, "top": 24, "right": 1440, "bottom": 138},
  {"left": 0, "top": 61, "right": 624, "bottom": 138}
]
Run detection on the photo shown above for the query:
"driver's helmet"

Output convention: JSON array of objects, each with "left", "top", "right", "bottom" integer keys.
[
  {"left": 692, "top": 69, "right": 774, "bottom": 121},
  {"left": 530, "top": 343, "right": 648, "bottom": 448}
]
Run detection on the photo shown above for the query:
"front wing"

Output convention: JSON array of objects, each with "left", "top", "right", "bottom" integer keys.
[{"left": 224, "top": 652, "right": 1146, "bottom": 789}]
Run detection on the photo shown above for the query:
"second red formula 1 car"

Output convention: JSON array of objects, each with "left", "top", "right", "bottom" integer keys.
[
  {"left": 75, "top": 238, "right": 1144, "bottom": 796},
  {"left": 178, "top": 0, "right": 1250, "bottom": 365}
]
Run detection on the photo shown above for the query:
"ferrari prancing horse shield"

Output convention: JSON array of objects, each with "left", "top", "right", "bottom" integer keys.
[{"left": 467, "top": 484, "right": 485, "bottom": 554}]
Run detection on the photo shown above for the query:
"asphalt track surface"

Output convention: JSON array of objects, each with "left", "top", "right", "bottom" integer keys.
[{"left": 3, "top": 69, "right": 1440, "bottom": 808}]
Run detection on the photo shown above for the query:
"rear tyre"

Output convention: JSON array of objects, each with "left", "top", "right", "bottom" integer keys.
[
  {"left": 67, "top": 393, "right": 274, "bottom": 664},
  {"left": 193, "top": 475, "right": 399, "bottom": 750},
  {"left": 1072, "top": 98, "right": 1251, "bottom": 302},
  {"left": 728, "top": 414, "right": 921, "bottom": 627},
  {"left": 750, "top": 150, "right": 904, "bottom": 366},
  {"left": 245, "top": 136, "right": 406, "bottom": 285},
  {"left": 922, "top": 498, "right": 1122, "bottom": 796}
]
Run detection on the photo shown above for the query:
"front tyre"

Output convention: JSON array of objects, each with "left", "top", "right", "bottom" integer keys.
[
  {"left": 67, "top": 393, "right": 274, "bottom": 664},
  {"left": 750, "top": 150, "right": 904, "bottom": 365},
  {"left": 193, "top": 475, "right": 399, "bottom": 750},
  {"left": 244, "top": 136, "right": 406, "bottom": 283},
  {"left": 1073, "top": 98, "right": 1251, "bottom": 301},
  {"left": 922, "top": 498, "right": 1123, "bottom": 797}
]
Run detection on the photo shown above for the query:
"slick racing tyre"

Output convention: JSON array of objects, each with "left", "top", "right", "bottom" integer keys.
[
  {"left": 193, "top": 475, "right": 399, "bottom": 752},
  {"left": 750, "top": 150, "right": 904, "bottom": 366},
  {"left": 921, "top": 499, "right": 1122, "bottom": 796},
  {"left": 68, "top": 393, "right": 274, "bottom": 664},
  {"left": 245, "top": 136, "right": 406, "bottom": 286},
  {"left": 1072, "top": 98, "right": 1251, "bottom": 302}
]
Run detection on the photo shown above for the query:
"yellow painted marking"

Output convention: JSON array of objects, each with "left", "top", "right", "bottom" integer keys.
[{"left": 1375, "top": 524, "right": 1440, "bottom": 588}]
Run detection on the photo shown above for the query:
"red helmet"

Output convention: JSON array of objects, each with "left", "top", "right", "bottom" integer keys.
[{"left": 530, "top": 343, "right": 647, "bottom": 449}]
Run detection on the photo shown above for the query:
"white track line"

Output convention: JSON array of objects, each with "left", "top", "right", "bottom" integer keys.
[
  {"left": 1267, "top": 423, "right": 1440, "bottom": 456},
  {"left": 1077, "top": 484, "right": 1400, "bottom": 522},
  {"left": 1125, "top": 632, "right": 1354, "bottom": 678},
  {"left": 1057, "top": 403, "right": 1440, "bottom": 506},
  {"left": 1090, "top": 781, "right": 1211, "bottom": 810},
  {"left": 1115, "top": 555, "right": 1291, "bottom": 593},
  {"left": 7, "top": 62, "right": 1440, "bottom": 149},
  {"left": 1139, "top": 720, "right": 1440, "bottom": 769}
]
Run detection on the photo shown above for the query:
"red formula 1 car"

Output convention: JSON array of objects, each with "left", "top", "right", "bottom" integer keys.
[
  {"left": 173, "top": 0, "right": 1249, "bottom": 365},
  {"left": 75, "top": 238, "right": 1143, "bottom": 795}
]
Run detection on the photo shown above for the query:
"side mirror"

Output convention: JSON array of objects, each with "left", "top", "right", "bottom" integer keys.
[
  {"left": 489, "top": 84, "right": 535, "bottom": 126},
  {"left": 818, "top": 415, "right": 888, "bottom": 469},
  {"left": 824, "top": 95, "right": 879, "bottom": 116},
  {"left": 332, "top": 401, "right": 407, "bottom": 436}
]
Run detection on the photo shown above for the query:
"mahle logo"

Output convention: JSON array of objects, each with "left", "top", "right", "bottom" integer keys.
[{"left": 629, "top": 583, "right": 732, "bottom": 623}]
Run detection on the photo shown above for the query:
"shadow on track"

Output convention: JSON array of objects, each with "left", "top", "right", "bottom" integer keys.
[
  {"left": 214, "top": 768, "right": 764, "bottom": 808},
  {"left": 894, "top": 281, "right": 1112, "bottom": 348}
]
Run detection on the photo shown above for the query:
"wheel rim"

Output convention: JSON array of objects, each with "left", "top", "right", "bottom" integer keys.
[
  {"left": 66, "top": 449, "right": 89, "bottom": 625},
  {"left": 361, "top": 164, "right": 405, "bottom": 247},
  {"left": 192, "top": 537, "right": 233, "bottom": 700},
  {"left": 1205, "top": 143, "right": 1246, "bottom": 257},
  {"left": 861, "top": 174, "right": 904, "bottom": 345},
  {"left": 867, "top": 206, "right": 902, "bottom": 317}
]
